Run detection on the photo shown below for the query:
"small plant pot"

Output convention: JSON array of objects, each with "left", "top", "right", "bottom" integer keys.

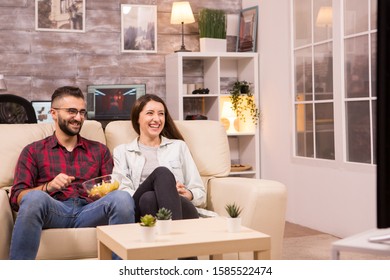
[
  {"left": 157, "top": 219, "right": 172, "bottom": 235},
  {"left": 200, "top": 38, "right": 227, "bottom": 52},
  {"left": 240, "top": 85, "right": 250, "bottom": 94},
  {"left": 140, "top": 226, "right": 156, "bottom": 242},
  {"left": 226, "top": 217, "right": 242, "bottom": 233}
]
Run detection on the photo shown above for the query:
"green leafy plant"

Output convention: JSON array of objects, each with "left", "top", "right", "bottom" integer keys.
[
  {"left": 225, "top": 202, "right": 243, "bottom": 218},
  {"left": 156, "top": 207, "right": 173, "bottom": 220},
  {"left": 140, "top": 214, "right": 156, "bottom": 227},
  {"left": 198, "top": 8, "right": 227, "bottom": 39},
  {"left": 229, "top": 80, "right": 260, "bottom": 125}
]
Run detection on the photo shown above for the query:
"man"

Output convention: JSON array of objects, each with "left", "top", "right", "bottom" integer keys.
[{"left": 9, "top": 86, "right": 135, "bottom": 259}]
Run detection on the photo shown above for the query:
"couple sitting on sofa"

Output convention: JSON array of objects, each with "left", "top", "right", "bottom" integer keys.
[{"left": 9, "top": 86, "right": 205, "bottom": 260}]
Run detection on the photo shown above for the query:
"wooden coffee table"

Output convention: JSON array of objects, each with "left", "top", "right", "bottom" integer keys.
[{"left": 96, "top": 217, "right": 270, "bottom": 260}]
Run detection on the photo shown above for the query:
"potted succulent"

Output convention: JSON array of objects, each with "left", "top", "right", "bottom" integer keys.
[
  {"left": 225, "top": 202, "right": 243, "bottom": 233},
  {"left": 198, "top": 8, "right": 227, "bottom": 52},
  {"left": 229, "top": 80, "right": 260, "bottom": 126},
  {"left": 156, "top": 207, "right": 173, "bottom": 235},
  {"left": 139, "top": 214, "right": 157, "bottom": 242}
]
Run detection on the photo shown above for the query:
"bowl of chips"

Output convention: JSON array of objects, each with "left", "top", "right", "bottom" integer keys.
[{"left": 82, "top": 174, "right": 122, "bottom": 201}]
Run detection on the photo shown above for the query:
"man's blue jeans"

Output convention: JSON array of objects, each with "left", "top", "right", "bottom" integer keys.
[{"left": 9, "top": 190, "right": 135, "bottom": 259}]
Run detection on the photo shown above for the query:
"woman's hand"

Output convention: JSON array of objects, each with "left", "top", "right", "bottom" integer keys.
[{"left": 176, "top": 181, "right": 193, "bottom": 201}]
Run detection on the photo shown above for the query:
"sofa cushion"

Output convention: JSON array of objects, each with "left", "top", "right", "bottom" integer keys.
[
  {"left": 175, "top": 120, "right": 230, "bottom": 177},
  {"left": 0, "top": 120, "right": 106, "bottom": 189},
  {"left": 105, "top": 120, "right": 231, "bottom": 178},
  {"left": 104, "top": 120, "right": 139, "bottom": 153}
]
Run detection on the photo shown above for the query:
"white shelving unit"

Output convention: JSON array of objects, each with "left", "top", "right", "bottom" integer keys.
[{"left": 165, "top": 52, "right": 260, "bottom": 178}]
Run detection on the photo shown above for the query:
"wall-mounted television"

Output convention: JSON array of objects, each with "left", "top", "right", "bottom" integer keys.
[
  {"left": 369, "top": 0, "right": 390, "bottom": 242},
  {"left": 87, "top": 84, "right": 146, "bottom": 120}
]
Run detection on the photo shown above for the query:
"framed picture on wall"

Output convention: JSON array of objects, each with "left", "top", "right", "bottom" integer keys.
[
  {"left": 236, "top": 6, "right": 258, "bottom": 52},
  {"left": 31, "top": 101, "right": 53, "bottom": 123},
  {"left": 121, "top": 4, "right": 157, "bottom": 53},
  {"left": 35, "top": 0, "right": 85, "bottom": 32}
]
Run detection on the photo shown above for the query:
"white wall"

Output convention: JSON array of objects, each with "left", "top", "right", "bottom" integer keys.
[{"left": 244, "top": 0, "right": 376, "bottom": 238}]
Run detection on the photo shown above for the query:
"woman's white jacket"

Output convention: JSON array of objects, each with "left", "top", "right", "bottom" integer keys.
[{"left": 112, "top": 136, "right": 206, "bottom": 207}]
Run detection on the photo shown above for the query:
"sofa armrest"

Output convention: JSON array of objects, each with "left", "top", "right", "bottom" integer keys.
[
  {"left": 0, "top": 189, "right": 13, "bottom": 259},
  {"left": 206, "top": 177, "right": 287, "bottom": 260}
]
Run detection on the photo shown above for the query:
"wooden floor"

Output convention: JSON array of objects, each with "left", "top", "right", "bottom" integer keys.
[
  {"left": 282, "top": 222, "right": 340, "bottom": 260},
  {"left": 284, "top": 222, "right": 325, "bottom": 238},
  {"left": 283, "top": 222, "right": 390, "bottom": 260}
]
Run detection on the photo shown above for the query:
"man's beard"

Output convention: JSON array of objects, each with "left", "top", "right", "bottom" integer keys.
[{"left": 58, "top": 117, "right": 82, "bottom": 136}]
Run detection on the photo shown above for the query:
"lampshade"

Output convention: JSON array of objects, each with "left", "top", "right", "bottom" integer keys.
[
  {"left": 170, "top": 2, "right": 195, "bottom": 24},
  {"left": 0, "top": 74, "right": 6, "bottom": 91},
  {"left": 222, "top": 101, "right": 236, "bottom": 118},
  {"left": 316, "top": 6, "right": 332, "bottom": 27}
]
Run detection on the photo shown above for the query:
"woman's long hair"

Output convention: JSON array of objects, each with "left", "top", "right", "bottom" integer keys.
[{"left": 131, "top": 94, "right": 184, "bottom": 141}]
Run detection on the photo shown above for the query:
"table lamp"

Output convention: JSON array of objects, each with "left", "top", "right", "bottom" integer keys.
[
  {"left": 222, "top": 101, "right": 238, "bottom": 133},
  {"left": 170, "top": 1, "right": 195, "bottom": 52},
  {"left": 0, "top": 75, "right": 6, "bottom": 91}
]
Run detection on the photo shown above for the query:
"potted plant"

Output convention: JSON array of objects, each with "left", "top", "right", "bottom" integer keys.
[
  {"left": 225, "top": 202, "right": 243, "bottom": 233},
  {"left": 139, "top": 214, "right": 157, "bottom": 242},
  {"left": 229, "top": 80, "right": 260, "bottom": 126},
  {"left": 198, "top": 8, "right": 227, "bottom": 52},
  {"left": 156, "top": 207, "right": 173, "bottom": 235}
]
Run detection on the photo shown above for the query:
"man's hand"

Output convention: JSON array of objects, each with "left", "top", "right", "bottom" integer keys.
[
  {"left": 16, "top": 173, "right": 75, "bottom": 205},
  {"left": 47, "top": 173, "right": 75, "bottom": 192}
]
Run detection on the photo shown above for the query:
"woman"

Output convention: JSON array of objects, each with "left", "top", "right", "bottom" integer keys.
[{"left": 113, "top": 94, "right": 205, "bottom": 221}]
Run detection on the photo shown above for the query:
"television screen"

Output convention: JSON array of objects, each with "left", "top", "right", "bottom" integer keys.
[
  {"left": 376, "top": 0, "right": 390, "bottom": 230},
  {"left": 87, "top": 84, "right": 146, "bottom": 120}
]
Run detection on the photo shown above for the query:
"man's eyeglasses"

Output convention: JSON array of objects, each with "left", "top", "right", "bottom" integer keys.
[{"left": 52, "top": 108, "right": 87, "bottom": 117}]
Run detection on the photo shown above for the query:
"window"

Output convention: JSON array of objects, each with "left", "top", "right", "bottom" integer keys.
[
  {"left": 292, "top": 0, "right": 377, "bottom": 164},
  {"left": 293, "top": 0, "right": 334, "bottom": 159},
  {"left": 344, "top": 0, "right": 377, "bottom": 164}
]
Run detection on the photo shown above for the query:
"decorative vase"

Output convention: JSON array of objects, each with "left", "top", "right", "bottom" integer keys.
[
  {"left": 226, "top": 217, "right": 242, "bottom": 233},
  {"left": 200, "top": 38, "right": 227, "bottom": 52},
  {"left": 140, "top": 226, "right": 156, "bottom": 242},
  {"left": 157, "top": 219, "right": 172, "bottom": 235}
]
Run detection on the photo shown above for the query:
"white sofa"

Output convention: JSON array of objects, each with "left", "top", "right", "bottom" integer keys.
[{"left": 0, "top": 120, "right": 287, "bottom": 260}]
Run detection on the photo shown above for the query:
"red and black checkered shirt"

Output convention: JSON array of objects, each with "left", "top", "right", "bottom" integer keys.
[{"left": 9, "top": 133, "right": 113, "bottom": 212}]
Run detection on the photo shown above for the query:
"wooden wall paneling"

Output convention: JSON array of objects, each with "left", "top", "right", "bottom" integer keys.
[
  {"left": 0, "top": 0, "right": 243, "bottom": 103},
  {"left": 2, "top": 76, "right": 32, "bottom": 99},
  {"left": 0, "top": 6, "right": 33, "bottom": 30},
  {"left": 0, "top": 31, "right": 31, "bottom": 53},
  {"left": 86, "top": 9, "right": 121, "bottom": 33},
  {"left": 0, "top": 0, "right": 28, "bottom": 8},
  {"left": 85, "top": 0, "right": 121, "bottom": 11},
  {"left": 77, "top": 55, "right": 121, "bottom": 78},
  {"left": 31, "top": 77, "right": 79, "bottom": 100}
]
